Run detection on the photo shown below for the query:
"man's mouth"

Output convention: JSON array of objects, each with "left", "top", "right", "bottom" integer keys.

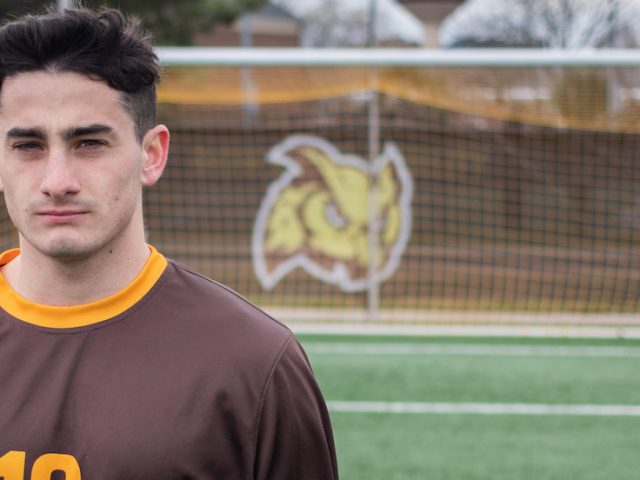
[{"left": 37, "top": 209, "right": 89, "bottom": 223}]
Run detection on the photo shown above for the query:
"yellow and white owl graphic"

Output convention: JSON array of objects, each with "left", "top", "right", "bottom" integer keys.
[{"left": 252, "top": 135, "right": 413, "bottom": 292}]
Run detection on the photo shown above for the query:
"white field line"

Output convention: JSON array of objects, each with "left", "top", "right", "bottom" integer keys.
[
  {"left": 291, "top": 323, "right": 640, "bottom": 339},
  {"left": 327, "top": 401, "right": 640, "bottom": 417},
  {"left": 304, "top": 342, "right": 640, "bottom": 358},
  {"left": 269, "top": 307, "right": 640, "bottom": 326}
]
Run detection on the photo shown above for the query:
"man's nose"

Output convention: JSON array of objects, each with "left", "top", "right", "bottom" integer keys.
[{"left": 39, "top": 149, "right": 81, "bottom": 198}]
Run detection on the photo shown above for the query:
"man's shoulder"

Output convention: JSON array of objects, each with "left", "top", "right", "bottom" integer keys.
[
  {"left": 136, "top": 258, "right": 304, "bottom": 384},
  {"left": 149, "top": 258, "right": 292, "bottom": 342}
]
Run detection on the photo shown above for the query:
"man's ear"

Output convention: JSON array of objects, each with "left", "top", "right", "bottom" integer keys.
[{"left": 140, "top": 124, "right": 170, "bottom": 187}]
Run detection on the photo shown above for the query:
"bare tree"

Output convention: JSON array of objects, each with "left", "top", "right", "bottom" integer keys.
[
  {"left": 271, "top": 0, "right": 424, "bottom": 47},
  {"left": 440, "top": 0, "right": 640, "bottom": 48},
  {"left": 299, "top": 0, "right": 371, "bottom": 47}
]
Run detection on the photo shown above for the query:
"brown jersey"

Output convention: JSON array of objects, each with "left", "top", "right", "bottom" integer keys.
[{"left": 0, "top": 247, "right": 338, "bottom": 479}]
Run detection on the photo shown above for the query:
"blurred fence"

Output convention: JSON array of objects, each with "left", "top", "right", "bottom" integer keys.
[{"left": 2, "top": 49, "right": 638, "bottom": 335}]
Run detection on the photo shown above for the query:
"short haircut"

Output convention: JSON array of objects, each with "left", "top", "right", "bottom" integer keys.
[{"left": 0, "top": 7, "right": 161, "bottom": 141}]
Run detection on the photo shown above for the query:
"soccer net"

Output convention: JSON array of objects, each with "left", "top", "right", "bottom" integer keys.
[{"left": 4, "top": 49, "right": 639, "bottom": 336}]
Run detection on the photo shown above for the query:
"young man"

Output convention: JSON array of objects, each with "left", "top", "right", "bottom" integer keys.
[{"left": 0, "top": 7, "right": 338, "bottom": 479}]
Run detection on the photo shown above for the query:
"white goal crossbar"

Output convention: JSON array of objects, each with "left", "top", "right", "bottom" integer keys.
[{"left": 157, "top": 47, "right": 640, "bottom": 67}]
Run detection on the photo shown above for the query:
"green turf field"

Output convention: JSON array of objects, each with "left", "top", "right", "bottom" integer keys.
[{"left": 296, "top": 334, "right": 640, "bottom": 480}]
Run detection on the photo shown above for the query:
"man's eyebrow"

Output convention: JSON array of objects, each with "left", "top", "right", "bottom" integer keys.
[
  {"left": 6, "top": 127, "right": 46, "bottom": 139},
  {"left": 62, "top": 124, "right": 114, "bottom": 140},
  {"left": 5, "top": 125, "right": 115, "bottom": 141}
]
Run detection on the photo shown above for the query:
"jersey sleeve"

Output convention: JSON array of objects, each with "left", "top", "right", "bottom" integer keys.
[{"left": 253, "top": 336, "right": 339, "bottom": 480}]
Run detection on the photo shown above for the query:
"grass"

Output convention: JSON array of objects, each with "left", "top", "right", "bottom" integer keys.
[
  {"left": 330, "top": 413, "right": 640, "bottom": 480},
  {"left": 297, "top": 334, "right": 640, "bottom": 479}
]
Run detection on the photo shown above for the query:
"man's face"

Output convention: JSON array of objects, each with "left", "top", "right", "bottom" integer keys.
[{"left": 0, "top": 70, "right": 158, "bottom": 261}]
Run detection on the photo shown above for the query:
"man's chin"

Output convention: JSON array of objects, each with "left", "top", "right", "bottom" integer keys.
[{"left": 32, "top": 241, "right": 96, "bottom": 262}]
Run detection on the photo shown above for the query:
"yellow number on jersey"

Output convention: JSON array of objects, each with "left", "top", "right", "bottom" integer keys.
[
  {"left": 31, "top": 453, "right": 81, "bottom": 480},
  {"left": 0, "top": 450, "right": 26, "bottom": 480},
  {"left": 0, "top": 451, "right": 81, "bottom": 480}
]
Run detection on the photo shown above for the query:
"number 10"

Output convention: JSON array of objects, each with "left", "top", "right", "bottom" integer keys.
[{"left": 0, "top": 451, "right": 81, "bottom": 480}]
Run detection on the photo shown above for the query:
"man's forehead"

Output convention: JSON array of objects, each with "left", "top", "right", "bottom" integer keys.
[
  {"left": 0, "top": 71, "right": 133, "bottom": 132},
  {"left": 0, "top": 70, "right": 122, "bottom": 107}
]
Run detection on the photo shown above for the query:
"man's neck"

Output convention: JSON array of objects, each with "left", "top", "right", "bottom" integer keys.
[{"left": 2, "top": 240, "right": 151, "bottom": 306}]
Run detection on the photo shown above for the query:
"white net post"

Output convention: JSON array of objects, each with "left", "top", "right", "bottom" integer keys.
[{"left": 367, "top": 88, "right": 381, "bottom": 323}]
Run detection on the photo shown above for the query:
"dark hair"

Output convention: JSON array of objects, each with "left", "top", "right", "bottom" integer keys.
[{"left": 0, "top": 7, "right": 161, "bottom": 141}]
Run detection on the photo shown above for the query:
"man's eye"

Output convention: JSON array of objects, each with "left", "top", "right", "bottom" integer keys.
[
  {"left": 12, "top": 142, "right": 42, "bottom": 151},
  {"left": 78, "top": 139, "right": 106, "bottom": 149}
]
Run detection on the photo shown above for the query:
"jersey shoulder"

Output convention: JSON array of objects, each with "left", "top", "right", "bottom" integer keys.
[{"left": 152, "top": 258, "right": 293, "bottom": 348}]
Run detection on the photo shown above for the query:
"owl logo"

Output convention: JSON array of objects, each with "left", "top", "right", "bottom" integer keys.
[{"left": 252, "top": 135, "right": 413, "bottom": 292}]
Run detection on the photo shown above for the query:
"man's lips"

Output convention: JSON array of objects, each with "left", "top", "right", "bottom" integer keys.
[{"left": 36, "top": 209, "right": 89, "bottom": 223}]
